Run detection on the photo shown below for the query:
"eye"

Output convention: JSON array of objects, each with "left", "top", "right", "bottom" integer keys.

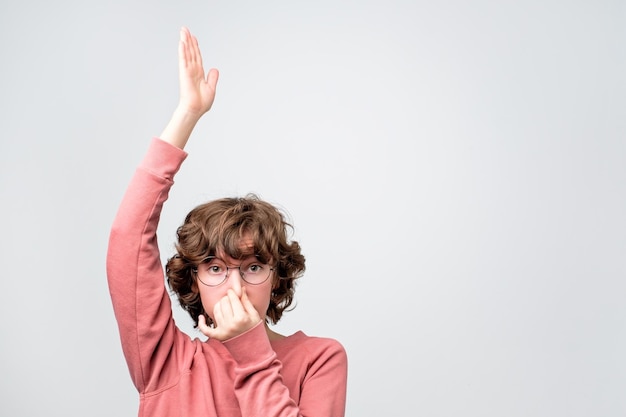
[
  {"left": 208, "top": 265, "right": 223, "bottom": 274},
  {"left": 245, "top": 263, "right": 264, "bottom": 274},
  {"left": 203, "top": 259, "right": 226, "bottom": 275}
]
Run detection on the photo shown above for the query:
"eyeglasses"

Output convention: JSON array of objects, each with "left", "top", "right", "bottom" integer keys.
[{"left": 192, "top": 256, "right": 274, "bottom": 287}]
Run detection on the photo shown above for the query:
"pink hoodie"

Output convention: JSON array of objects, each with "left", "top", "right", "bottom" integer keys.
[{"left": 106, "top": 138, "right": 347, "bottom": 417}]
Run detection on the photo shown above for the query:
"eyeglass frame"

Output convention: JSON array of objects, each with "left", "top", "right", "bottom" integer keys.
[{"left": 191, "top": 255, "right": 275, "bottom": 287}]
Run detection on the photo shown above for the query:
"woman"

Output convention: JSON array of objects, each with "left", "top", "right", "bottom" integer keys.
[{"left": 106, "top": 27, "right": 348, "bottom": 417}]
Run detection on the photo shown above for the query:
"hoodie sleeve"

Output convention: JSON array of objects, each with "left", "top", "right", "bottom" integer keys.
[
  {"left": 106, "top": 137, "right": 188, "bottom": 394},
  {"left": 223, "top": 323, "right": 348, "bottom": 417}
]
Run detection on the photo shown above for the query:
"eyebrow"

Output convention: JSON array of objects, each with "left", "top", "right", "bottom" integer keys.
[{"left": 208, "top": 253, "right": 261, "bottom": 263}]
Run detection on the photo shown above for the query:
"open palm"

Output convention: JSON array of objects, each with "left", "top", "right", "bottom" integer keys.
[{"left": 178, "top": 27, "right": 219, "bottom": 116}]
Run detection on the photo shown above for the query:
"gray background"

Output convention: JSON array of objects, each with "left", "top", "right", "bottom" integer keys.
[{"left": 1, "top": 1, "right": 625, "bottom": 416}]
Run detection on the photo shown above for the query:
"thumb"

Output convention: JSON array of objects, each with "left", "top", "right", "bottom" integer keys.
[
  {"left": 198, "top": 314, "right": 217, "bottom": 339},
  {"left": 206, "top": 68, "right": 219, "bottom": 89}
]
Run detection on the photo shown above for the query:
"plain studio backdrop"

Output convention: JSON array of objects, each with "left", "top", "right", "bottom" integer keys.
[{"left": 0, "top": 1, "right": 624, "bottom": 416}]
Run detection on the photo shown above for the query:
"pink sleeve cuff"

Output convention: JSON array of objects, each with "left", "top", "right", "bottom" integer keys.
[
  {"left": 222, "top": 322, "right": 274, "bottom": 366},
  {"left": 139, "top": 137, "right": 188, "bottom": 180}
]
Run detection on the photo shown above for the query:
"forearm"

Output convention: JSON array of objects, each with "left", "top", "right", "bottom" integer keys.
[
  {"left": 225, "top": 324, "right": 301, "bottom": 417},
  {"left": 223, "top": 324, "right": 348, "bottom": 417},
  {"left": 159, "top": 106, "right": 203, "bottom": 149}
]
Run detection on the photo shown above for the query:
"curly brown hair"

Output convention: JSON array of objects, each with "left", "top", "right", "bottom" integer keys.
[{"left": 166, "top": 194, "right": 305, "bottom": 328}]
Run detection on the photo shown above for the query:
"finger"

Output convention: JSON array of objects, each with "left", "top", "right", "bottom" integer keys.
[
  {"left": 240, "top": 287, "right": 261, "bottom": 320},
  {"left": 226, "top": 289, "right": 246, "bottom": 317},
  {"left": 216, "top": 295, "right": 234, "bottom": 322},
  {"left": 212, "top": 302, "right": 225, "bottom": 329},
  {"left": 178, "top": 41, "right": 186, "bottom": 71},
  {"left": 179, "top": 29, "right": 190, "bottom": 69},
  {"left": 190, "top": 34, "right": 202, "bottom": 66}
]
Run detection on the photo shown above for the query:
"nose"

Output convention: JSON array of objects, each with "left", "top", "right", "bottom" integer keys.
[{"left": 225, "top": 266, "right": 243, "bottom": 297}]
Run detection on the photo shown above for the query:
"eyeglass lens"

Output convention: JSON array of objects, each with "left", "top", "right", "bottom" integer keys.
[{"left": 196, "top": 257, "right": 272, "bottom": 286}]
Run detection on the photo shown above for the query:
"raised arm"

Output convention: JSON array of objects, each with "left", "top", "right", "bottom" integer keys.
[
  {"left": 160, "top": 27, "right": 219, "bottom": 149},
  {"left": 106, "top": 27, "right": 218, "bottom": 393}
]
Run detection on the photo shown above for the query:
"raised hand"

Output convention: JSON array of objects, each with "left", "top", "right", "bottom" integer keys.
[
  {"left": 178, "top": 26, "right": 219, "bottom": 116},
  {"left": 198, "top": 288, "right": 263, "bottom": 341},
  {"left": 159, "top": 27, "right": 219, "bottom": 149}
]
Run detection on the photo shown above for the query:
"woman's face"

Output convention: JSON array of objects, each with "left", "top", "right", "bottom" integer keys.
[{"left": 196, "top": 236, "right": 274, "bottom": 326}]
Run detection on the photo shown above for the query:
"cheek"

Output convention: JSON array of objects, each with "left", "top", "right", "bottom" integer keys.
[
  {"left": 246, "top": 285, "right": 273, "bottom": 315},
  {"left": 198, "top": 287, "right": 225, "bottom": 316}
]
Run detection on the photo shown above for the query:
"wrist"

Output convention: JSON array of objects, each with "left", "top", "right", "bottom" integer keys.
[
  {"left": 172, "top": 105, "right": 204, "bottom": 125},
  {"left": 159, "top": 107, "right": 203, "bottom": 149}
]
